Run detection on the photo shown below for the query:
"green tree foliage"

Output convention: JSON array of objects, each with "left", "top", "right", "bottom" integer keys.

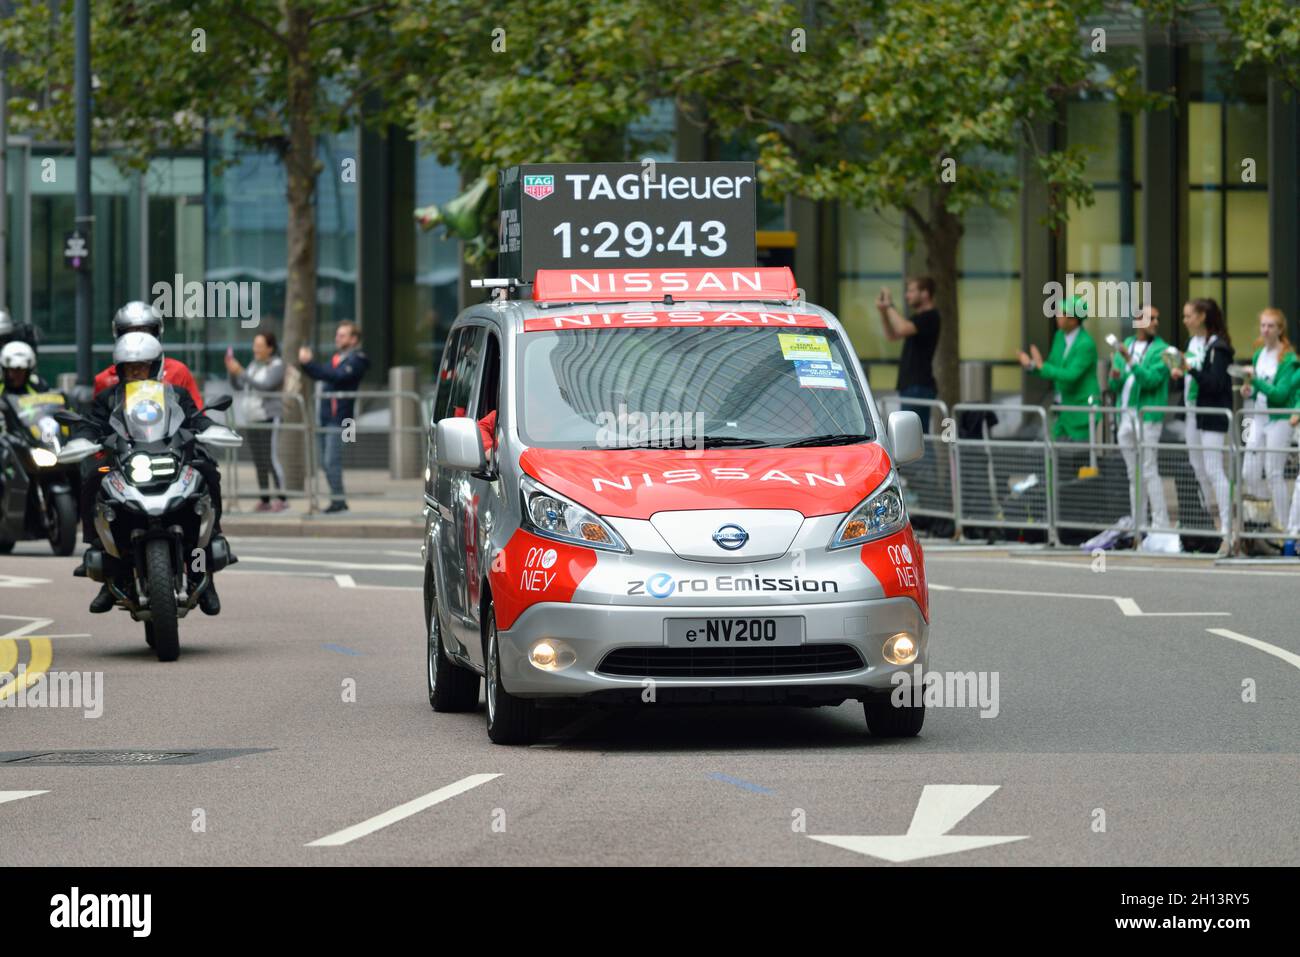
[
  {"left": 1, "top": 0, "right": 400, "bottom": 365},
  {"left": 678, "top": 0, "right": 1165, "bottom": 406}
]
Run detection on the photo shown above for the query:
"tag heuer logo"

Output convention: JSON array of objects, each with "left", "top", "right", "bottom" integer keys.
[{"left": 523, "top": 174, "right": 555, "bottom": 200}]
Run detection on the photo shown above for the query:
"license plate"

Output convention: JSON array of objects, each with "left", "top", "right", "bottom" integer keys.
[{"left": 665, "top": 617, "right": 803, "bottom": 648}]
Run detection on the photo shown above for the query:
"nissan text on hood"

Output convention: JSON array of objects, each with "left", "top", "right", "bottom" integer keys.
[{"left": 422, "top": 162, "right": 930, "bottom": 744}]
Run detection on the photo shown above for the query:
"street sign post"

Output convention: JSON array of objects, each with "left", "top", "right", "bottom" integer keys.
[{"left": 63, "top": 229, "right": 90, "bottom": 272}]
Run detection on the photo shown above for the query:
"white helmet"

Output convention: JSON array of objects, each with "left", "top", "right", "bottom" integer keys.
[
  {"left": 112, "top": 301, "right": 164, "bottom": 339},
  {"left": 0, "top": 308, "right": 14, "bottom": 338},
  {"left": 0, "top": 340, "right": 37, "bottom": 370},
  {"left": 112, "top": 331, "right": 164, "bottom": 380}
]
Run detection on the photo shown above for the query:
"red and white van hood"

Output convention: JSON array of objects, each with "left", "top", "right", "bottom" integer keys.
[{"left": 517, "top": 444, "right": 892, "bottom": 520}]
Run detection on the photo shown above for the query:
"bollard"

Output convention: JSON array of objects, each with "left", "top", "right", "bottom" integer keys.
[{"left": 389, "top": 366, "right": 422, "bottom": 479}]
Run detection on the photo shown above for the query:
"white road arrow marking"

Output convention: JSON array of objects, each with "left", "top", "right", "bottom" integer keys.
[
  {"left": 306, "top": 774, "right": 501, "bottom": 847},
  {"left": 809, "top": 785, "right": 1028, "bottom": 863},
  {"left": 1206, "top": 628, "right": 1300, "bottom": 672},
  {"left": 0, "top": 790, "right": 48, "bottom": 806}
]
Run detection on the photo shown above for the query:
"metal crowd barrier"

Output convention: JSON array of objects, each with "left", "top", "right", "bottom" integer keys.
[
  {"left": 1049, "top": 404, "right": 1135, "bottom": 544},
  {"left": 952, "top": 403, "right": 1052, "bottom": 539},
  {"left": 922, "top": 399, "right": 1298, "bottom": 553},
  {"left": 1132, "top": 405, "right": 1236, "bottom": 545},
  {"left": 877, "top": 396, "right": 956, "bottom": 527},
  {"left": 1234, "top": 407, "right": 1300, "bottom": 544},
  {"left": 208, "top": 391, "right": 319, "bottom": 514},
  {"left": 313, "top": 388, "right": 427, "bottom": 484}
]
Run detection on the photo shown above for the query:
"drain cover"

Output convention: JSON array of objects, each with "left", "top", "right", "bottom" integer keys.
[
  {"left": 0, "top": 748, "right": 271, "bottom": 766},
  {"left": 7, "top": 751, "right": 195, "bottom": 765}
]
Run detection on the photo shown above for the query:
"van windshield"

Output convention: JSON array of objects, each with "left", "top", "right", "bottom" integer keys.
[{"left": 518, "top": 326, "right": 874, "bottom": 450}]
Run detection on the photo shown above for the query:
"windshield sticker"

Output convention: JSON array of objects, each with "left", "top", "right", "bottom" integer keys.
[
  {"left": 794, "top": 359, "right": 848, "bottom": 390},
  {"left": 778, "top": 333, "right": 832, "bottom": 361}
]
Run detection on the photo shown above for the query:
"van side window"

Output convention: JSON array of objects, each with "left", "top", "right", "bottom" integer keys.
[
  {"left": 447, "top": 327, "right": 485, "bottom": 419},
  {"left": 475, "top": 333, "right": 501, "bottom": 455},
  {"left": 432, "top": 329, "right": 464, "bottom": 423}
]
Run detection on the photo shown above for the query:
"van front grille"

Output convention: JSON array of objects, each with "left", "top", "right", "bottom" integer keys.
[{"left": 597, "top": 644, "right": 864, "bottom": 679}]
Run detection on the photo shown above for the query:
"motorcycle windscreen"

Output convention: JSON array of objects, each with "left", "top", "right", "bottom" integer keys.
[
  {"left": 13, "top": 392, "right": 67, "bottom": 440},
  {"left": 121, "top": 380, "right": 174, "bottom": 443}
]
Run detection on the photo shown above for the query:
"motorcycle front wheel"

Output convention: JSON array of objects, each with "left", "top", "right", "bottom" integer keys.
[
  {"left": 47, "top": 491, "right": 78, "bottom": 556},
  {"left": 145, "top": 538, "right": 180, "bottom": 662}
]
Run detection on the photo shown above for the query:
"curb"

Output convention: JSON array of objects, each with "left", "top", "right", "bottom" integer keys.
[{"left": 223, "top": 519, "right": 423, "bottom": 539}]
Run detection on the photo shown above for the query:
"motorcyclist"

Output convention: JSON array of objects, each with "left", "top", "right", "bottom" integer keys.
[
  {"left": 76, "top": 333, "right": 228, "bottom": 616},
  {"left": 76, "top": 302, "right": 206, "bottom": 578},
  {"left": 0, "top": 307, "right": 40, "bottom": 355},
  {"left": 0, "top": 340, "right": 51, "bottom": 396},
  {"left": 93, "top": 301, "right": 203, "bottom": 408}
]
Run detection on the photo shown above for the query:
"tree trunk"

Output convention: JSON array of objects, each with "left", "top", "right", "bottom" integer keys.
[
  {"left": 278, "top": 3, "right": 320, "bottom": 498},
  {"left": 924, "top": 195, "right": 964, "bottom": 412}
]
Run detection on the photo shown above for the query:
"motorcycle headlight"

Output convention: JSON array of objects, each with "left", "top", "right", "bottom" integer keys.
[
  {"left": 830, "top": 473, "right": 908, "bottom": 549},
  {"left": 520, "top": 474, "right": 629, "bottom": 553},
  {"left": 124, "top": 452, "right": 178, "bottom": 486},
  {"left": 127, "top": 453, "right": 155, "bottom": 484},
  {"left": 30, "top": 447, "right": 58, "bottom": 468}
]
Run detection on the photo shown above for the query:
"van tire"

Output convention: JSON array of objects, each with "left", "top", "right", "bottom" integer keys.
[
  {"left": 425, "top": 570, "right": 479, "bottom": 712},
  {"left": 863, "top": 695, "right": 925, "bottom": 737},
  {"left": 483, "top": 603, "right": 538, "bottom": 745}
]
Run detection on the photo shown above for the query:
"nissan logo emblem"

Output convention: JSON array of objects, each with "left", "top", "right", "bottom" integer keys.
[{"left": 712, "top": 524, "right": 749, "bottom": 550}]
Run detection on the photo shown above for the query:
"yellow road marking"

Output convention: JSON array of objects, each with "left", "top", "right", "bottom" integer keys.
[
  {"left": 0, "top": 637, "right": 53, "bottom": 701},
  {"left": 0, "top": 639, "right": 16, "bottom": 676}
]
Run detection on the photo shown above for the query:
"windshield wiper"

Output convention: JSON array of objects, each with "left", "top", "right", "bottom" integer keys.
[{"left": 782, "top": 433, "right": 872, "bottom": 448}]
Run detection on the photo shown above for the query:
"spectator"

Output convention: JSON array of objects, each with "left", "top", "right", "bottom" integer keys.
[
  {"left": 299, "top": 320, "right": 370, "bottom": 514},
  {"left": 226, "top": 331, "right": 288, "bottom": 512},
  {"left": 1240, "top": 308, "right": 1297, "bottom": 531},
  {"left": 1171, "top": 298, "right": 1234, "bottom": 553},
  {"left": 1109, "top": 306, "right": 1172, "bottom": 534},
  {"left": 877, "top": 276, "right": 940, "bottom": 431},
  {"left": 1019, "top": 295, "right": 1100, "bottom": 441}
]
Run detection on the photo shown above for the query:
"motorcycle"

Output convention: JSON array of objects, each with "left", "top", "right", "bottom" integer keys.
[
  {"left": 0, "top": 390, "right": 81, "bottom": 556},
  {"left": 57, "top": 381, "right": 241, "bottom": 662}
]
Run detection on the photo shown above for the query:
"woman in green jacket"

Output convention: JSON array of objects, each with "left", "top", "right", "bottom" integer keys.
[
  {"left": 1018, "top": 295, "right": 1101, "bottom": 441},
  {"left": 1240, "top": 308, "right": 1298, "bottom": 529}
]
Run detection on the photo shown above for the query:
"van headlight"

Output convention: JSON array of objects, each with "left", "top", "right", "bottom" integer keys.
[
  {"left": 829, "top": 473, "right": 907, "bottom": 549},
  {"left": 520, "top": 474, "right": 629, "bottom": 553}
]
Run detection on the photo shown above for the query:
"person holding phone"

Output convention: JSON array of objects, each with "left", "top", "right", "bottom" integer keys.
[{"left": 225, "top": 332, "right": 288, "bottom": 511}]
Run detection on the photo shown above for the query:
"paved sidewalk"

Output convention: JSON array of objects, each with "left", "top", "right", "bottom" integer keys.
[{"left": 222, "top": 466, "right": 424, "bottom": 538}]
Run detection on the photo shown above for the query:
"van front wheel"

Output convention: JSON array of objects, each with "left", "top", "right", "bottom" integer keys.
[
  {"left": 484, "top": 605, "right": 538, "bottom": 745},
  {"left": 863, "top": 695, "right": 925, "bottom": 737}
]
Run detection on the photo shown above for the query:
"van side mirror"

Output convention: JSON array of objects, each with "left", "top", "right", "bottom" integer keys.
[
  {"left": 887, "top": 410, "right": 924, "bottom": 465},
  {"left": 435, "top": 417, "right": 484, "bottom": 471}
]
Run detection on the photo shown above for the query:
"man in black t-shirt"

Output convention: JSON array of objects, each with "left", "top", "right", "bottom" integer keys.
[{"left": 877, "top": 275, "right": 941, "bottom": 431}]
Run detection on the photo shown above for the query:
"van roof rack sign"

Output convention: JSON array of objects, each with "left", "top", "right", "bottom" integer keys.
[{"left": 497, "top": 162, "right": 758, "bottom": 290}]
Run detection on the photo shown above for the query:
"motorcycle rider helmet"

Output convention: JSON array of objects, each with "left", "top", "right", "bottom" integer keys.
[
  {"left": 1, "top": 340, "right": 37, "bottom": 370},
  {"left": 112, "top": 300, "right": 164, "bottom": 339},
  {"left": 113, "top": 332, "right": 164, "bottom": 382}
]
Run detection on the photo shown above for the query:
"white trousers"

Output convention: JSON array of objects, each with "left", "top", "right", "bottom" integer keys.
[
  {"left": 1242, "top": 417, "right": 1292, "bottom": 527},
  {"left": 1184, "top": 418, "right": 1231, "bottom": 531},
  {"left": 1117, "top": 413, "right": 1168, "bottom": 529}
]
